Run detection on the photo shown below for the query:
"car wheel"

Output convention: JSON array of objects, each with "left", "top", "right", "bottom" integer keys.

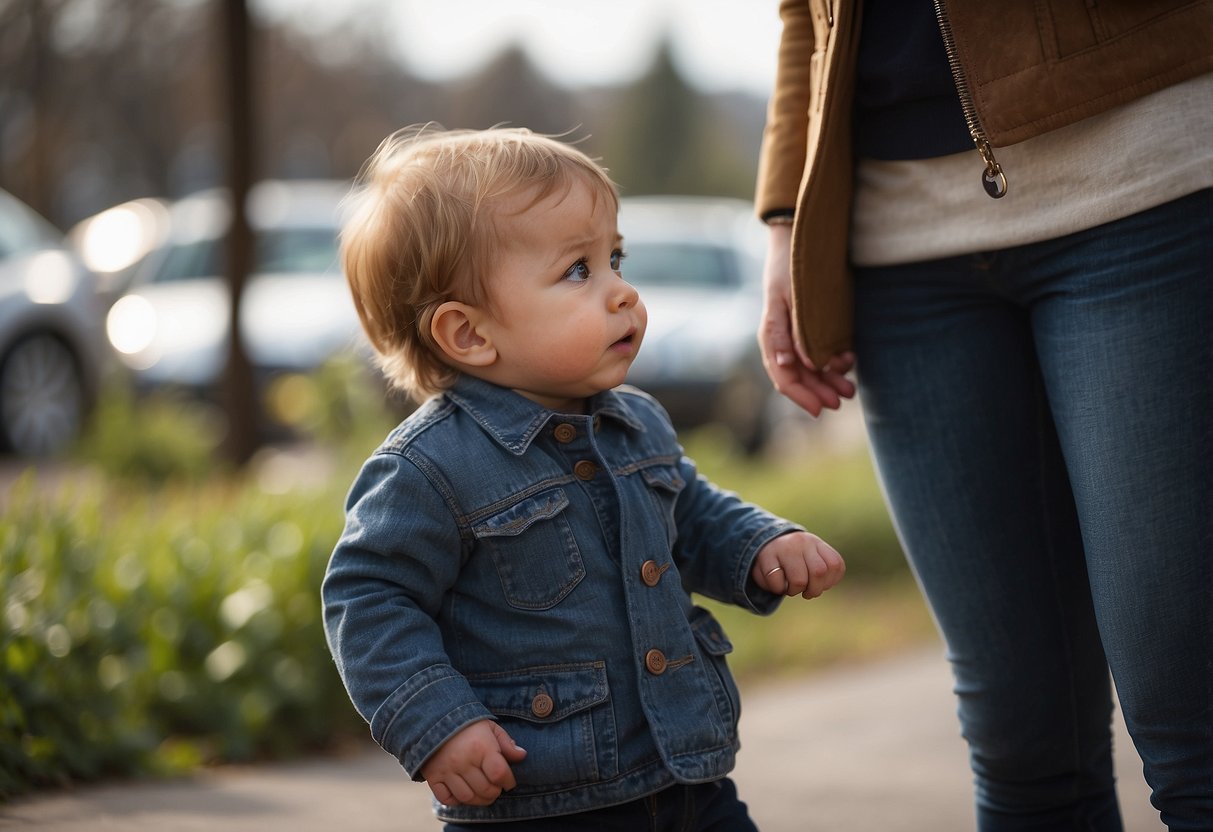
[{"left": 0, "top": 333, "right": 87, "bottom": 456}]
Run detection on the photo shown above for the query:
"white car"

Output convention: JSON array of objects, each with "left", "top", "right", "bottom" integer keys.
[
  {"left": 103, "top": 180, "right": 367, "bottom": 423},
  {"left": 0, "top": 189, "right": 105, "bottom": 456},
  {"left": 620, "top": 196, "right": 777, "bottom": 453}
]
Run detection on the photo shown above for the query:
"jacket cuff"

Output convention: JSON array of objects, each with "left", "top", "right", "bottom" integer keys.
[
  {"left": 370, "top": 664, "right": 494, "bottom": 780},
  {"left": 736, "top": 522, "right": 803, "bottom": 614}
]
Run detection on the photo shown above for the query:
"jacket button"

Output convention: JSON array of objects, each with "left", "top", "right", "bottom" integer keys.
[
  {"left": 644, "top": 649, "right": 667, "bottom": 675},
  {"left": 553, "top": 424, "right": 576, "bottom": 443},
  {"left": 574, "top": 460, "right": 598, "bottom": 480},
  {"left": 640, "top": 560, "right": 665, "bottom": 587},
  {"left": 531, "top": 691, "right": 554, "bottom": 718}
]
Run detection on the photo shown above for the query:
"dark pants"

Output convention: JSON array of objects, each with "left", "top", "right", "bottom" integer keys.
[
  {"left": 853, "top": 189, "right": 1213, "bottom": 831},
  {"left": 442, "top": 777, "right": 758, "bottom": 832}
]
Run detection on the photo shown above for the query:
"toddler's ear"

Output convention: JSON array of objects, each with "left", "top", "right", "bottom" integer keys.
[{"left": 430, "top": 301, "right": 496, "bottom": 367}]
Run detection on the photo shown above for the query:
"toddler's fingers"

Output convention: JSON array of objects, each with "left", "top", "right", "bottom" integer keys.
[
  {"left": 780, "top": 557, "right": 811, "bottom": 596},
  {"left": 459, "top": 767, "right": 503, "bottom": 806},
  {"left": 430, "top": 780, "right": 457, "bottom": 807},
  {"left": 490, "top": 722, "right": 527, "bottom": 765},
  {"left": 801, "top": 552, "right": 828, "bottom": 599},
  {"left": 803, "top": 544, "right": 845, "bottom": 598},
  {"left": 482, "top": 749, "right": 518, "bottom": 792},
  {"left": 820, "top": 540, "right": 846, "bottom": 581},
  {"left": 754, "top": 558, "right": 786, "bottom": 593},
  {"left": 444, "top": 773, "right": 479, "bottom": 805}
]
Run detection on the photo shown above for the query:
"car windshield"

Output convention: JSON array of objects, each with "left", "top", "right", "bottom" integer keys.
[
  {"left": 151, "top": 227, "right": 339, "bottom": 283},
  {"left": 620, "top": 242, "right": 739, "bottom": 290},
  {"left": 0, "top": 192, "right": 59, "bottom": 261}
]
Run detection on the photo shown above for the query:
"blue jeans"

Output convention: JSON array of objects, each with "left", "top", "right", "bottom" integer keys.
[
  {"left": 853, "top": 188, "right": 1213, "bottom": 831},
  {"left": 441, "top": 777, "right": 757, "bottom": 831}
]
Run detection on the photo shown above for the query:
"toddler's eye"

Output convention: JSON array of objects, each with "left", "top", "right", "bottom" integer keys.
[
  {"left": 610, "top": 249, "right": 626, "bottom": 273},
  {"left": 563, "top": 259, "right": 591, "bottom": 283}
]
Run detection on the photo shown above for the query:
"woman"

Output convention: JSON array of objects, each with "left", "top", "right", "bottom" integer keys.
[{"left": 754, "top": 1, "right": 1213, "bottom": 829}]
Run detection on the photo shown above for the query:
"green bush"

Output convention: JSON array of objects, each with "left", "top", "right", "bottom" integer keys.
[
  {"left": 73, "top": 384, "right": 228, "bottom": 483},
  {"left": 72, "top": 354, "right": 402, "bottom": 484},
  {"left": 0, "top": 473, "right": 365, "bottom": 800}
]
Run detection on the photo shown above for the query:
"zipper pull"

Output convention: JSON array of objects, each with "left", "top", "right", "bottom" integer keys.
[
  {"left": 976, "top": 138, "right": 1007, "bottom": 198},
  {"left": 934, "top": 0, "right": 1009, "bottom": 199}
]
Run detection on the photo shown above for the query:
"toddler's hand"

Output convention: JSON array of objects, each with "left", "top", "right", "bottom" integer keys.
[
  {"left": 752, "top": 531, "right": 845, "bottom": 599},
  {"left": 421, "top": 719, "right": 526, "bottom": 807}
]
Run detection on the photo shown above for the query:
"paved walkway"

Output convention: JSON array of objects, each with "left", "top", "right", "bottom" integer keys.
[{"left": 1, "top": 648, "right": 1161, "bottom": 832}]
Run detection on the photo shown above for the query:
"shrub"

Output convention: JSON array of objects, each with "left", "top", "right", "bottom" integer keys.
[
  {"left": 73, "top": 384, "right": 227, "bottom": 483},
  {"left": 0, "top": 473, "right": 365, "bottom": 800}
]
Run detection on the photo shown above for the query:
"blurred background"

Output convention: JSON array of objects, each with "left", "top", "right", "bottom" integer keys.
[
  {"left": 0, "top": 0, "right": 809, "bottom": 459},
  {"left": 4, "top": 0, "right": 777, "bottom": 226},
  {"left": 0, "top": 0, "right": 927, "bottom": 804}
]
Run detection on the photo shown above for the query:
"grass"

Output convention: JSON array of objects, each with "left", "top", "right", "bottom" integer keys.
[{"left": 701, "top": 582, "right": 937, "bottom": 685}]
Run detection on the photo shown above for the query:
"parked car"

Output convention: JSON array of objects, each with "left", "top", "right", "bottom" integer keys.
[
  {"left": 70, "top": 196, "right": 171, "bottom": 307},
  {"left": 0, "top": 189, "right": 105, "bottom": 456},
  {"left": 103, "top": 180, "right": 368, "bottom": 429},
  {"left": 619, "top": 196, "right": 778, "bottom": 453}
]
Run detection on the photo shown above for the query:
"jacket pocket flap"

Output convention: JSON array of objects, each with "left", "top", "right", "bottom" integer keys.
[
  {"left": 472, "top": 489, "right": 570, "bottom": 538},
  {"left": 640, "top": 465, "right": 685, "bottom": 494},
  {"left": 469, "top": 662, "right": 608, "bottom": 723},
  {"left": 689, "top": 606, "right": 734, "bottom": 657}
]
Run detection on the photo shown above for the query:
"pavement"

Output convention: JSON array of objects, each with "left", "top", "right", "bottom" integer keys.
[{"left": 0, "top": 647, "right": 1163, "bottom": 832}]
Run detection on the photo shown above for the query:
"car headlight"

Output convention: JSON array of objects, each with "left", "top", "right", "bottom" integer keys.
[
  {"left": 78, "top": 201, "right": 161, "bottom": 274},
  {"left": 106, "top": 295, "right": 159, "bottom": 367},
  {"left": 24, "top": 251, "right": 77, "bottom": 305}
]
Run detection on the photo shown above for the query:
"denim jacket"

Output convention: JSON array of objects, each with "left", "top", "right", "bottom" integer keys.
[{"left": 322, "top": 375, "right": 798, "bottom": 822}]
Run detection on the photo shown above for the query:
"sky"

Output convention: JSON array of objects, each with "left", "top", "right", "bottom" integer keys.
[{"left": 252, "top": 0, "right": 783, "bottom": 98}]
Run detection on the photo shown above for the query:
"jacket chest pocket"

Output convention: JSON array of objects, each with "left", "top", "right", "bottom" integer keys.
[
  {"left": 473, "top": 489, "right": 585, "bottom": 610},
  {"left": 640, "top": 464, "right": 686, "bottom": 549},
  {"left": 1042, "top": 0, "right": 1199, "bottom": 56}
]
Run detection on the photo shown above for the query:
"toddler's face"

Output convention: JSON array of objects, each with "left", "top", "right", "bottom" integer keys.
[{"left": 478, "top": 178, "right": 647, "bottom": 412}]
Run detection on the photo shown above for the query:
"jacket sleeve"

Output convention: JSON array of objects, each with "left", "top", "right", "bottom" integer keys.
[
  {"left": 755, "top": 0, "right": 817, "bottom": 219},
  {"left": 669, "top": 452, "right": 800, "bottom": 616},
  {"left": 322, "top": 451, "right": 492, "bottom": 780}
]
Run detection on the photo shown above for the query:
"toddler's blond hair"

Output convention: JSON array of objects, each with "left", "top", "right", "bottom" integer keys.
[{"left": 341, "top": 126, "right": 619, "bottom": 401}]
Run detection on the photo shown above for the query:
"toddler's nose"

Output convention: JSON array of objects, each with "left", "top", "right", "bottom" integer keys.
[{"left": 611, "top": 277, "right": 640, "bottom": 311}]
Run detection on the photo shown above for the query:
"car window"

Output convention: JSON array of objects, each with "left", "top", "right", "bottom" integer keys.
[
  {"left": 257, "top": 228, "right": 339, "bottom": 274},
  {"left": 620, "top": 242, "right": 738, "bottom": 289},
  {"left": 0, "top": 192, "right": 57, "bottom": 261},
  {"left": 153, "top": 239, "right": 220, "bottom": 283},
  {"left": 150, "top": 228, "right": 339, "bottom": 283}
]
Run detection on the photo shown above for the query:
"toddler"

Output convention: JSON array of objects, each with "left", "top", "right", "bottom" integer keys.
[{"left": 322, "top": 126, "right": 845, "bottom": 830}]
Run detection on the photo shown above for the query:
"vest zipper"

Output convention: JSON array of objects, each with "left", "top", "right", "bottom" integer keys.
[{"left": 932, "top": 0, "right": 1008, "bottom": 198}]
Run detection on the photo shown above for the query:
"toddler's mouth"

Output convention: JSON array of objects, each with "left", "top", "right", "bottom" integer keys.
[{"left": 611, "top": 328, "right": 638, "bottom": 351}]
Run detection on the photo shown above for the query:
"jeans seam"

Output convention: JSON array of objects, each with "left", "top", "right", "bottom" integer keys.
[{"left": 1033, "top": 377, "right": 1086, "bottom": 805}]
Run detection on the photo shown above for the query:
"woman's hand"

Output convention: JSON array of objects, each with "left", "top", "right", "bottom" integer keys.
[{"left": 758, "top": 224, "right": 856, "bottom": 416}]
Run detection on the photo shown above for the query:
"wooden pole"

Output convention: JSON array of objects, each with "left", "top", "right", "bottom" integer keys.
[{"left": 220, "top": 0, "right": 260, "bottom": 464}]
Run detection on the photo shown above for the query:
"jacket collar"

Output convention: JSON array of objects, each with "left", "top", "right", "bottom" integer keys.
[{"left": 445, "top": 375, "right": 646, "bottom": 456}]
